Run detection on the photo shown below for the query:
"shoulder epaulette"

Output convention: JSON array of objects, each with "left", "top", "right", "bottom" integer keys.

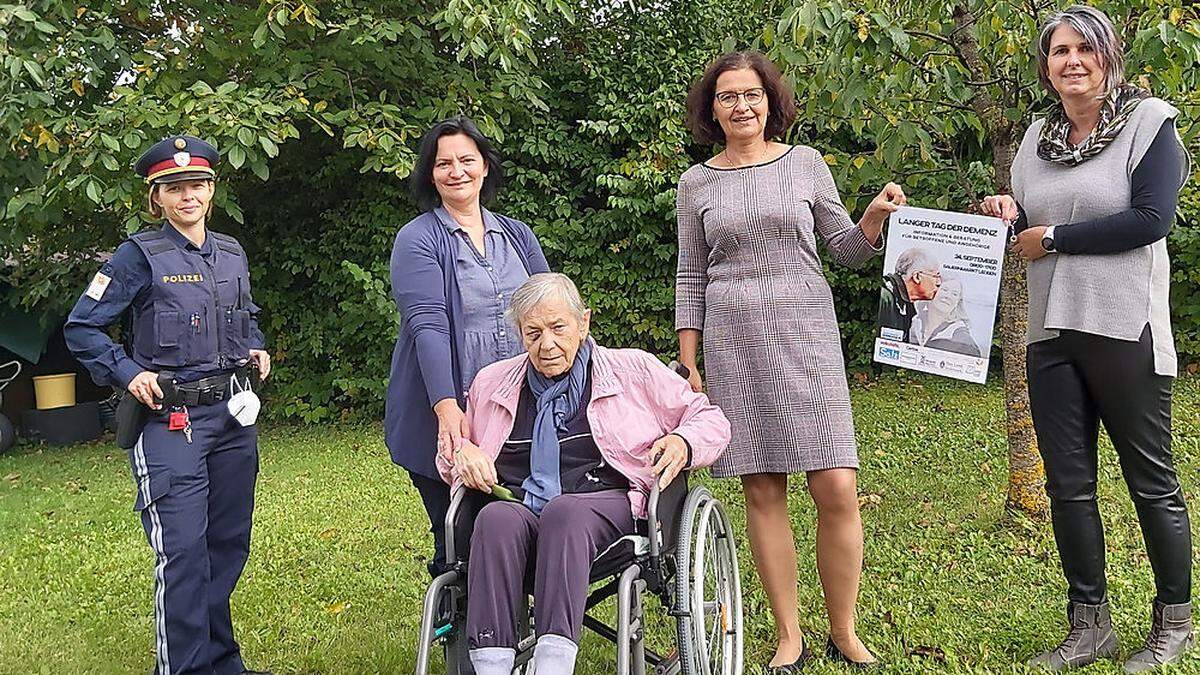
[
  {"left": 129, "top": 229, "right": 174, "bottom": 255},
  {"left": 208, "top": 230, "right": 244, "bottom": 256}
]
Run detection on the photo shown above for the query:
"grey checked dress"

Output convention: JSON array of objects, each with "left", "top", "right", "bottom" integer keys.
[{"left": 674, "top": 145, "right": 880, "bottom": 477}]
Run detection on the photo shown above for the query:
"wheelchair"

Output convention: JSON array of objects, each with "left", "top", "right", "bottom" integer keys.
[{"left": 414, "top": 472, "right": 744, "bottom": 674}]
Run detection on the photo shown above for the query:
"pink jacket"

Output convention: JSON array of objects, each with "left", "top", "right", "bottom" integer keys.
[{"left": 436, "top": 345, "right": 731, "bottom": 518}]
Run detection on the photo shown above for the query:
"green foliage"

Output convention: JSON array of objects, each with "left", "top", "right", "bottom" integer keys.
[
  {"left": 1170, "top": 87, "right": 1200, "bottom": 369},
  {"left": 1, "top": 0, "right": 1198, "bottom": 419}
]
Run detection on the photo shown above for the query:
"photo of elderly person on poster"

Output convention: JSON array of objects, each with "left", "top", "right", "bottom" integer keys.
[
  {"left": 908, "top": 279, "right": 982, "bottom": 357},
  {"left": 878, "top": 247, "right": 942, "bottom": 343}
]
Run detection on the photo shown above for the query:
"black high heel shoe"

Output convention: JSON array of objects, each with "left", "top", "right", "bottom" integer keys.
[
  {"left": 825, "top": 636, "right": 881, "bottom": 670},
  {"left": 765, "top": 637, "right": 813, "bottom": 673}
]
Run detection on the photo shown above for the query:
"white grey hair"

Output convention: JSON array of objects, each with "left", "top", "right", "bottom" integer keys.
[
  {"left": 1037, "top": 5, "right": 1125, "bottom": 98},
  {"left": 894, "top": 248, "right": 940, "bottom": 280},
  {"left": 506, "top": 272, "right": 588, "bottom": 327}
]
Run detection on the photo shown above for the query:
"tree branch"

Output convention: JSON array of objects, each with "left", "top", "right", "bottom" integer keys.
[
  {"left": 906, "top": 29, "right": 956, "bottom": 47},
  {"left": 949, "top": 4, "right": 1011, "bottom": 140},
  {"left": 966, "top": 76, "right": 1009, "bottom": 87},
  {"left": 906, "top": 28, "right": 968, "bottom": 64}
]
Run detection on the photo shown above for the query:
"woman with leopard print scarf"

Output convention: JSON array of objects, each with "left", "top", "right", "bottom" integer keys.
[{"left": 980, "top": 5, "right": 1192, "bottom": 673}]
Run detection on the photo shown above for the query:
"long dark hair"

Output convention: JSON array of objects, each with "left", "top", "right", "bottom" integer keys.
[{"left": 410, "top": 115, "right": 503, "bottom": 211}]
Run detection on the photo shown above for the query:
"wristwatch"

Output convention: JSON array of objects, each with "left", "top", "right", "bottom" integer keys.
[{"left": 1041, "top": 225, "right": 1057, "bottom": 253}]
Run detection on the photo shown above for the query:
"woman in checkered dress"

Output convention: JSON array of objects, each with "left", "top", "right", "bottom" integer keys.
[{"left": 675, "top": 51, "right": 906, "bottom": 671}]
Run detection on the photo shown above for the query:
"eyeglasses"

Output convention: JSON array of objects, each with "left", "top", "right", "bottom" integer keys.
[
  {"left": 916, "top": 270, "right": 942, "bottom": 281},
  {"left": 714, "top": 88, "right": 765, "bottom": 109}
]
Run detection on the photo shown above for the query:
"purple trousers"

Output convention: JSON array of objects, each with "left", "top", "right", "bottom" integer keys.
[{"left": 466, "top": 490, "right": 635, "bottom": 648}]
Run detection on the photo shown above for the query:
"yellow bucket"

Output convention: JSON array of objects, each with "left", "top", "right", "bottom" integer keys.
[{"left": 33, "top": 373, "right": 76, "bottom": 410}]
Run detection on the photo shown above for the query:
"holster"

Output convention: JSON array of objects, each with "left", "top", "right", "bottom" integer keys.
[
  {"left": 114, "top": 372, "right": 177, "bottom": 449},
  {"left": 114, "top": 392, "right": 147, "bottom": 449}
]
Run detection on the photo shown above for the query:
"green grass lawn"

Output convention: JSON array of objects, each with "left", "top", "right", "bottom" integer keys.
[{"left": 2, "top": 373, "right": 1199, "bottom": 673}]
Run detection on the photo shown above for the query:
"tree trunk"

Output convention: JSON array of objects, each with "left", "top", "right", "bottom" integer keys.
[
  {"left": 992, "top": 136, "right": 1048, "bottom": 519},
  {"left": 952, "top": 4, "right": 1048, "bottom": 519}
]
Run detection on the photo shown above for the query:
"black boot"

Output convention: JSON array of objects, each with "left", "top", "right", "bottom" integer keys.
[{"left": 1028, "top": 601, "right": 1119, "bottom": 670}]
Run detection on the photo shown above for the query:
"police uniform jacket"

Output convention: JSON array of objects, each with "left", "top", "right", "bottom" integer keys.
[{"left": 65, "top": 224, "right": 265, "bottom": 389}]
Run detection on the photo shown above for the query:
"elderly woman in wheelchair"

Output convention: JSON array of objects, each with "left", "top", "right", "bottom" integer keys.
[{"left": 415, "top": 272, "right": 740, "bottom": 675}]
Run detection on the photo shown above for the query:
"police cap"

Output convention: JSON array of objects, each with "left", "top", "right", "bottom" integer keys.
[{"left": 135, "top": 135, "right": 219, "bottom": 185}]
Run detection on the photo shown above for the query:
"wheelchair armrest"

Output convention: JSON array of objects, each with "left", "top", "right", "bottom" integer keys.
[
  {"left": 647, "top": 469, "right": 690, "bottom": 560},
  {"left": 442, "top": 485, "right": 495, "bottom": 567},
  {"left": 444, "top": 485, "right": 467, "bottom": 564}
]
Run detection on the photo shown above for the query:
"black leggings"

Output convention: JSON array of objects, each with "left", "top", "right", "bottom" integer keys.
[
  {"left": 1028, "top": 327, "right": 1191, "bottom": 605},
  {"left": 408, "top": 470, "right": 451, "bottom": 578}
]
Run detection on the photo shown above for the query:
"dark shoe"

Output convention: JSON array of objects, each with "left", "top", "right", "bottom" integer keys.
[
  {"left": 1124, "top": 601, "right": 1195, "bottom": 672},
  {"left": 241, "top": 670, "right": 272, "bottom": 675},
  {"left": 825, "top": 636, "right": 881, "bottom": 669},
  {"left": 765, "top": 638, "right": 813, "bottom": 673},
  {"left": 1028, "top": 601, "right": 1119, "bottom": 670}
]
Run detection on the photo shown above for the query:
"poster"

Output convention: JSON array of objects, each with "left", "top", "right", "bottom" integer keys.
[{"left": 874, "top": 206, "right": 1006, "bottom": 384}]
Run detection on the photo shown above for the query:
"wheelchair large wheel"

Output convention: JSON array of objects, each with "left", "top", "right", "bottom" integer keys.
[{"left": 673, "top": 487, "right": 743, "bottom": 675}]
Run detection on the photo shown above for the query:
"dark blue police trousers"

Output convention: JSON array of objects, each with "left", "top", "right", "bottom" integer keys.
[{"left": 130, "top": 400, "right": 258, "bottom": 675}]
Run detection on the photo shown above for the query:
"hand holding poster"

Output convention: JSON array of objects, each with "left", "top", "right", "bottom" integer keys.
[{"left": 874, "top": 206, "right": 1006, "bottom": 383}]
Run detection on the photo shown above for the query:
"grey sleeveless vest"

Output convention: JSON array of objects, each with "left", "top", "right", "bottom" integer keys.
[{"left": 1012, "top": 98, "right": 1188, "bottom": 377}]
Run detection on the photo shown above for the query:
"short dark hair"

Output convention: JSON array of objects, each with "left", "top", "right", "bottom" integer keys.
[
  {"left": 685, "top": 51, "right": 797, "bottom": 145},
  {"left": 410, "top": 115, "right": 503, "bottom": 211}
]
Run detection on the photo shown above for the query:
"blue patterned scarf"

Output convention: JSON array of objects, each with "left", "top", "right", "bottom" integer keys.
[{"left": 521, "top": 338, "right": 592, "bottom": 514}]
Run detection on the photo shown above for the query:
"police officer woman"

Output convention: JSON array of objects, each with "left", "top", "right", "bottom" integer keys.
[{"left": 65, "top": 135, "right": 271, "bottom": 675}]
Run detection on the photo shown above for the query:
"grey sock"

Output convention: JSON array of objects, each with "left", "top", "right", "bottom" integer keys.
[
  {"left": 470, "top": 646, "right": 516, "bottom": 675},
  {"left": 533, "top": 634, "right": 578, "bottom": 674}
]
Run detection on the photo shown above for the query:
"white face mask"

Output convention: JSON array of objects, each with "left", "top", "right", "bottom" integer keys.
[{"left": 227, "top": 374, "right": 261, "bottom": 427}]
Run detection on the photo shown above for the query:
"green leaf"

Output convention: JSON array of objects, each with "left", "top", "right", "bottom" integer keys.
[
  {"left": 22, "top": 60, "right": 45, "bottom": 87},
  {"left": 85, "top": 181, "right": 101, "bottom": 203},
  {"left": 216, "top": 81, "right": 238, "bottom": 95},
  {"left": 223, "top": 199, "right": 245, "bottom": 224},
  {"left": 251, "top": 161, "right": 270, "bottom": 181},
  {"left": 259, "top": 137, "right": 279, "bottom": 158},
  {"left": 252, "top": 22, "right": 269, "bottom": 47},
  {"left": 229, "top": 145, "right": 247, "bottom": 169}
]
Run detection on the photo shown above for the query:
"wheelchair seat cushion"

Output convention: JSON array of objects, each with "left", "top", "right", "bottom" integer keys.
[{"left": 589, "top": 533, "right": 649, "bottom": 582}]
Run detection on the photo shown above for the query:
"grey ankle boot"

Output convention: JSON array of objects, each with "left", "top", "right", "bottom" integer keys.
[
  {"left": 1028, "top": 601, "right": 1119, "bottom": 670},
  {"left": 1123, "top": 601, "right": 1195, "bottom": 672}
]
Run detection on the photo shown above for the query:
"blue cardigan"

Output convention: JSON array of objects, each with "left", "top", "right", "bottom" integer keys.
[{"left": 384, "top": 208, "right": 550, "bottom": 479}]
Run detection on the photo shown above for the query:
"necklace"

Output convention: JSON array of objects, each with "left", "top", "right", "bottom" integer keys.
[{"left": 722, "top": 143, "right": 769, "bottom": 168}]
